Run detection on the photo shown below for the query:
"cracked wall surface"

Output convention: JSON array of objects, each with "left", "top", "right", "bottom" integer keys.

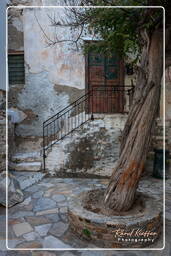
[
  {"left": 8, "top": 3, "right": 168, "bottom": 159},
  {"left": 8, "top": 5, "right": 136, "bottom": 142},
  {"left": 9, "top": 6, "right": 86, "bottom": 142},
  {"left": 46, "top": 115, "right": 127, "bottom": 177},
  {"left": 8, "top": 5, "right": 86, "bottom": 151},
  {"left": 7, "top": 1, "right": 170, "bottom": 176},
  {"left": 8, "top": 7, "right": 24, "bottom": 51}
]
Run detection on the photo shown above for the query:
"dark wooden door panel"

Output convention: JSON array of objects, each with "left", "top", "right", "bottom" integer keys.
[
  {"left": 89, "top": 66, "right": 105, "bottom": 85},
  {"left": 89, "top": 88, "right": 124, "bottom": 113},
  {"left": 86, "top": 50, "right": 124, "bottom": 113}
]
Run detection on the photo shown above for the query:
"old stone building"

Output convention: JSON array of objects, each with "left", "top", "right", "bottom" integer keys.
[
  {"left": 5, "top": 0, "right": 170, "bottom": 178},
  {"left": 0, "top": 0, "right": 171, "bottom": 252}
]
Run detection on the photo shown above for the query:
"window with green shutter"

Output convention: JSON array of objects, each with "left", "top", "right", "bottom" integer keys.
[{"left": 8, "top": 53, "right": 25, "bottom": 84}]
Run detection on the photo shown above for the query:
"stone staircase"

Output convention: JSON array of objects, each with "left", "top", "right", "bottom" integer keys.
[
  {"left": 10, "top": 171, "right": 45, "bottom": 190},
  {"left": 152, "top": 118, "right": 171, "bottom": 151},
  {"left": 9, "top": 151, "right": 42, "bottom": 172},
  {"left": 8, "top": 151, "right": 45, "bottom": 192},
  {"left": 45, "top": 115, "right": 127, "bottom": 178},
  {"left": 144, "top": 118, "right": 171, "bottom": 177}
]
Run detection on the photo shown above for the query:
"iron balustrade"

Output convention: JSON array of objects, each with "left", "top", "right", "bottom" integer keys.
[{"left": 42, "top": 85, "right": 134, "bottom": 170}]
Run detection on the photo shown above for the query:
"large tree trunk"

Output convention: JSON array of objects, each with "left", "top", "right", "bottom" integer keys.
[{"left": 104, "top": 28, "right": 163, "bottom": 212}]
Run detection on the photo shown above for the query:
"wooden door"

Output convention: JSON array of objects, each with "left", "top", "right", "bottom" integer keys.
[{"left": 86, "top": 51, "right": 125, "bottom": 113}]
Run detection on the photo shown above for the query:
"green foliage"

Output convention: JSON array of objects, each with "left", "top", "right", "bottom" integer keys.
[
  {"left": 71, "top": 2, "right": 163, "bottom": 62},
  {"left": 82, "top": 228, "right": 91, "bottom": 237}
]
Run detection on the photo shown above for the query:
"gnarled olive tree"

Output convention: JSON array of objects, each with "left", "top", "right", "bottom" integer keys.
[{"left": 46, "top": 0, "right": 171, "bottom": 212}]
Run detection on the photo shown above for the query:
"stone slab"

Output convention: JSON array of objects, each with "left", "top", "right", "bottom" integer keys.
[
  {"left": 49, "top": 222, "right": 69, "bottom": 237},
  {"left": 23, "top": 231, "right": 40, "bottom": 241},
  {"left": 26, "top": 216, "right": 50, "bottom": 226},
  {"left": 33, "top": 198, "right": 56, "bottom": 212},
  {"left": 11, "top": 171, "right": 45, "bottom": 190},
  {"left": 35, "top": 224, "right": 52, "bottom": 236},
  {"left": 43, "top": 235, "right": 71, "bottom": 248},
  {"left": 36, "top": 208, "right": 59, "bottom": 216},
  {"left": 52, "top": 194, "right": 66, "bottom": 202},
  {"left": 13, "top": 222, "right": 33, "bottom": 237},
  {"left": 11, "top": 162, "right": 42, "bottom": 172}
]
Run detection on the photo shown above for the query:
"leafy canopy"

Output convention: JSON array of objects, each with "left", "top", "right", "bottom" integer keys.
[{"left": 63, "top": 0, "right": 163, "bottom": 61}]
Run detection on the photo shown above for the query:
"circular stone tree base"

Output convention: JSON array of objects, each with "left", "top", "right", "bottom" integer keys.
[{"left": 68, "top": 189, "right": 162, "bottom": 248}]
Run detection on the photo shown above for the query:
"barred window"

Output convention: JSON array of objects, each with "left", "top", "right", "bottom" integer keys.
[{"left": 8, "top": 52, "right": 25, "bottom": 84}]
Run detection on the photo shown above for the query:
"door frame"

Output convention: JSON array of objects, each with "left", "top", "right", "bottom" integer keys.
[{"left": 84, "top": 40, "right": 125, "bottom": 113}]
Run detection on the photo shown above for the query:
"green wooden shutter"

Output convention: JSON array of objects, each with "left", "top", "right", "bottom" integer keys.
[{"left": 8, "top": 54, "right": 25, "bottom": 84}]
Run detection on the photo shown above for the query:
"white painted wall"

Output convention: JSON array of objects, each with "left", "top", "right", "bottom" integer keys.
[
  {"left": 23, "top": 7, "right": 85, "bottom": 89},
  {"left": 10, "top": 5, "right": 135, "bottom": 137}
]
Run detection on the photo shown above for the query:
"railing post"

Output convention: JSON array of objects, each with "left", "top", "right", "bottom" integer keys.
[{"left": 91, "top": 88, "right": 94, "bottom": 121}]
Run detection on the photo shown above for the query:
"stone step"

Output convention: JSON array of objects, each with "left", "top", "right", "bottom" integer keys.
[
  {"left": 10, "top": 171, "right": 45, "bottom": 190},
  {"left": 156, "top": 119, "right": 170, "bottom": 126},
  {"left": 9, "top": 161, "right": 42, "bottom": 172},
  {"left": 152, "top": 135, "right": 168, "bottom": 141},
  {"left": 12, "top": 151, "right": 41, "bottom": 163}
]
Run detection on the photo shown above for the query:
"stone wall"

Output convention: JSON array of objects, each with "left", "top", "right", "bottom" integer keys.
[
  {"left": 145, "top": 66, "right": 171, "bottom": 178},
  {"left": 158, "top": 67, "right": 171, "bottom": 159},
  {"left": 46, "top": 115, "right": 127, "bottom": 177},
  {"left": 68, "top": 189, "right": 162, "bottom": 248},
  {"left": 0, "top": 114, "right": 6, "bottom": 173},
  {"left": 8, "top": 7, "right": 24, "bottom": 51},
  {"left": 0, "top": 113, "right": 16, "bottom": 173},
  {"left": 8, "top": 117, "right": 15, "bottom": 162},
  {"left": 9, "top": 6, "right": 86, "bottom": 139},
  {"left": 160, "top": 66, "right": 171, "bottom": 120},
  {"left": 0, "top": 90, "right": 6, "bottom": 109},
  {"left": 8, "top": 2, "right": 169, "bottom": 178},
  {"left": 0, "top": 89, "right": 6, "bottom": 173},
  {"left": 8, "top": 4, "right": 134, "bottom": 145}
]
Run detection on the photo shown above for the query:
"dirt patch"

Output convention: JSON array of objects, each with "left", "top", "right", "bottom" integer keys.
[
  {"left": 65, "top": 137, "right": 94, "bottom": 170},
  {"left": 83, "top": 188, "right": 145, "bottom": 217}
]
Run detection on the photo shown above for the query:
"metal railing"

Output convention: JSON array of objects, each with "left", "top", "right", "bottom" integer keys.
[{"left": 42, "top": 85, "right": 134, "bottom": 170}]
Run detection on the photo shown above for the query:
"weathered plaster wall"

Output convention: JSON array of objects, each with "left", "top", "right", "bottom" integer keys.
[
  {"left": 23, "top": 7, "right": 85, "bottom": 88},
  {"left": 8, "top": 4, "right": 135, "bottom": 142},
  {"left": 0, "top": 116, "right": 6, "bottom": 173},
  {"left": 11, "top": 7, "right": 86, "bottom": 139},
  {"left": 8, "top": 0, "right": 42, "bottom": 6},
  {"left": 160, "top": 67, "right": 171, "bottom": 120},
  {"left": 8, "top": 7, "right": 24, "bottom": 51},
  {"left": 46, "top": 115, "right": 127, "bottom": 177},
  {"left": 148, "top": 67, "right": 171, "bottom": 177},
  {"left": 10, "top": 6, "right": 135, "bottom": 140}
]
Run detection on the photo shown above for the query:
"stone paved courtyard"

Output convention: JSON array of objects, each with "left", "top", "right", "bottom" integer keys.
[{"left": 0, "top": 175, "right": 171, "bottom": 256}]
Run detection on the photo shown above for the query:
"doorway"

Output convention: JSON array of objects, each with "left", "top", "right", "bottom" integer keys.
[{"left": 85, "top": 49, "right": 125, "bottom": 113}]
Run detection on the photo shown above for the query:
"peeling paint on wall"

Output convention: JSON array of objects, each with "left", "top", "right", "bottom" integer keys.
[
  {"left": 8, "top": 5, "right": 137, "bottom": 140},
  {"left": 8, "top": 8, "right": 24, "bottom": 51},
  {"left": 46, "top": 115, "right": 128, "bottom": 177},
  {"left": 23, "top": 8, "right": 85, "bottom": 88},
  {"left": 54, "top": 84, "right": 85, "bottom": 104},
  {"left": 8, "top": 25, "right": 24, "bottom": 51},
  {"left": 16, "top": 71, "right": 70, "bottom": 136}
]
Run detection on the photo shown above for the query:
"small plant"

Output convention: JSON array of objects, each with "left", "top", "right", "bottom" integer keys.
[{"left": 82, "top": 228, "right": 91, "bottom": 237}]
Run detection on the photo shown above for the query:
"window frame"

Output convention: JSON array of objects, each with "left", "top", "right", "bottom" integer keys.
[{"left": 8, "top": 50, "right": 25, "bottom": 85}]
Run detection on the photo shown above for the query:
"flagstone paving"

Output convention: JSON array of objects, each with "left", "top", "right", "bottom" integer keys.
[{"left": 0, "top": 176, "right": 170, "bottom": 256}]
